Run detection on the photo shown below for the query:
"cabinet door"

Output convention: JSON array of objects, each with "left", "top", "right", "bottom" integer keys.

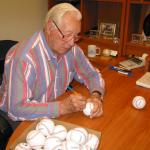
[
  {"left": 123, "top": 0, "right": 150, "bottom": 56},
  {"left": 81, "top": 0, "right": 126, "bottom": 56}
]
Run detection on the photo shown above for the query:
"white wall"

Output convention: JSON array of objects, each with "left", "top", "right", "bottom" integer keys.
[{"left": 0, "top": 0, "right": 48, "bottom": 41}]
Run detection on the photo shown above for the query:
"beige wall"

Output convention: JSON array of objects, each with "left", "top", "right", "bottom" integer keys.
[{"left": 0, "top": 0, "right": 48, "bottom": 41}]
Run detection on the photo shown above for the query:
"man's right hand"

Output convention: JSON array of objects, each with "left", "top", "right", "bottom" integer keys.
[{"left": 60, "top": 94, "right": 86, "bottom": 115}]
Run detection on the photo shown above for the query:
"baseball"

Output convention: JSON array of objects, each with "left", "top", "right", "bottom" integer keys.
[
  {"left": 26, "top": 130, "right": 46, "bottom": 149},
  {"left": 85, "top": 133, "right": 99, "bottom": 150},
  {"left": 67, "top": 127, "right": 88, "bottom": 145},
  {"left": 62, "top": 141, "right": 80, "bottom": 150},
  {"left": 102, "top": 48, "right": 111, "bottom": 56},
  {"left": 15, "top": 143, "right": 31, "bottom": 150},
  {"left": 44, "top": 136, "right": 62, "bottom": 150},
  {"left": 83, "top": 102, "right": 94, "bottom": 116},
  {"left": 36, "top": 118, "right": 55, "bottom": 137},
  {"left": 52, "top": 124, "right": 67, "bottom": 141},
  {"left": 132, "top": 96, "right": 146, "bottom": 109},
  {"left": 81, "top": 144, "right": 91, "bottom": 150}
]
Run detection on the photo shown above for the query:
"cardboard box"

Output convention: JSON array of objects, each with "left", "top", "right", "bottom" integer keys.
[{"left": 10, "top": 119, "right": 101, "bottom": 150}]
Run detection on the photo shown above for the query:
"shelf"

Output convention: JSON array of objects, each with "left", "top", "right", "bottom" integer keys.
[
  {"left": 125, "top": 42, "right": 150, "bottom": 55},
  {"left": 81, "top": 36, "right": 120, "bottom": 50},
  {"left": 123, "top": 0, "right": 150, "bottom": 56},
  {"left": 127, "top": 42, "right": 150, "bottom": 49},
  {"left": 81, "top": 0, "right": 126, "bottom": 56}
]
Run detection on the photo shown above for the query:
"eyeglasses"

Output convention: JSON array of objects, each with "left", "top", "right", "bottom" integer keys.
[{"left": 52, "top": 20, "right": 81, "bottom": 42}]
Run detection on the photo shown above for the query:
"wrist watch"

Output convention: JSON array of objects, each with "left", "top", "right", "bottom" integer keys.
[{"left": 92, "top": 91, "right": 103, "bottom": 101}]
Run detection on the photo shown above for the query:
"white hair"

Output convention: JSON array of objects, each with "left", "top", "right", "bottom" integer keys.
[{"left": 45, "top": 3, "right": 82, "bottom": 25}]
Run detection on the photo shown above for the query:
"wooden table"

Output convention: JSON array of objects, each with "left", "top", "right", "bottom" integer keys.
[{"left": 6, "top": 57, "right": 150, "bottom": 150}]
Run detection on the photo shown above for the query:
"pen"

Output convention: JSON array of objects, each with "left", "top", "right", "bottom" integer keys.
[
  {"left": 117, "top": 69, "right": 132, "bottom": 76},
  {"left": 109, "top": 65, "right": 132, "bottom": 76},
  {"left": 67, "top": 86, "right": 78, "bottom": 95},
  {"left": 109, "top": 65, "right": 131, "bottom": 72}
]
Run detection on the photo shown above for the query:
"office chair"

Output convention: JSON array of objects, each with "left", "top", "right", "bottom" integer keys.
[
  {"left": 0, "top": 40, "right": 18, "bottom": 84},
  {"left": 0, "top": 115, "right": 13, "bottom": 150},
  {"left": 0, "top": 40, "right": 17, "bottom": 150}
]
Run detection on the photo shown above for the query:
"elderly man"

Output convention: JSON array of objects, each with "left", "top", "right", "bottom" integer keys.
[{"left": 0, "top": 3, "right": 105, "bottom": 129}]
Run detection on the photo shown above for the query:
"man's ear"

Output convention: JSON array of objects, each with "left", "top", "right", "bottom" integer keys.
[{"left": 46, "top": 20, "right": 53, "bottom": 34}]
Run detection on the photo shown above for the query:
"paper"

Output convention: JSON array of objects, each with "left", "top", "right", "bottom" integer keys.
[{"left": 136, "top": 72, "right": 150, "bottom": 88}]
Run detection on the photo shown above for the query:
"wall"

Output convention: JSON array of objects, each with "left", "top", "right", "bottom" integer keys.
[{"left": 0, "top": 0, "right": 48, "bottom": 41}]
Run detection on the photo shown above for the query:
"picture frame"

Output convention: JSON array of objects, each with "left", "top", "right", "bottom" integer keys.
[
  {"left": 99, "top": 23, "right": 116, "bottom": 38},
  {"left": 89, "top": 30, "right": 100, "bottom": 38},
  {"left": 143, "top": 36, "right": 150, "bottom": 46},
  {"left": 131, "top": 34, "right": 143, "bottom": 43}
]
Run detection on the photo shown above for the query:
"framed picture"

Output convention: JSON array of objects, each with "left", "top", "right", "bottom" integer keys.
[
  {"left": 131, "top": 34, "right": 143, "bottom": 43},
  {"left": 89, "top": 30, "right": 100, "bottom": 38},
  {"left": 99, "top": 23, "right": 116, "bottom": 38},
  {"left": 143, "top": 36, "right": 150, "bottom": 46}
]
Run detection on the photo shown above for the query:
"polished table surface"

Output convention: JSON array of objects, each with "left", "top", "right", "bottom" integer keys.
[{"left": 6, "top": 57, "right": 150, "bottom": 150}]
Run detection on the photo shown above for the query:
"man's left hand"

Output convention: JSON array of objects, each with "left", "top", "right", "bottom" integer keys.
[{"left": 87, "top": 92, "right": 103, "bottom": 118}]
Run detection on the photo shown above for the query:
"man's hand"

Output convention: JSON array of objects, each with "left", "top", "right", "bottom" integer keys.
[
  {"left": 60, "top": 94, "right": 86, "bottom": 115},
  {"left": 87, "top": 92, "right": 103, "bottom": 118}
]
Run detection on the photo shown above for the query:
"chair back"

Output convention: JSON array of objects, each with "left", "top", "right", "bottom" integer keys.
[{"left": 0, "top": 40, "right": 18, "bottom": 84}]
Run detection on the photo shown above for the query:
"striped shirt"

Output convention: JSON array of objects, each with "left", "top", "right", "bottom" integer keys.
[{"left": 0, "top": 31, "right": 105, "bottom": 121}]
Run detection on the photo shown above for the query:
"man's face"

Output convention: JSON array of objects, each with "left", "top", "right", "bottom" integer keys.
[{"left": 46, "top": 12, "right": 81, "bottom": 55}]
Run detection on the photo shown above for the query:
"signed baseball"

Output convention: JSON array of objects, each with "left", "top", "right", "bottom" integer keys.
[
  {"left": 26, "top": 130, "right": 46, "bottom": 149},
  {"left": 44, "top": 136, "right": 62, "bottom": 150},
  {"left": 62, "top": 141, "right": 80, "bottom": 150},
  {"left": 85, "top": 133, "right": 99, "bottom": 150},
  {"left": 53, "top": 124, "right": 67, "bottom": 141},
  {"left": 132, "top": 96, "right": 146, "bottom": 109},
  {"left": 67, "top": 127, "right": 88, "bottom": 145},
  {"left": 83, "top": 102, "right": 94, "bottom": 116},
  {"left": 36, "top": 118, "right": 55, "bottom": 137},
  {"left": 15, "top": 143, "right": 31, "bottom": 150}
]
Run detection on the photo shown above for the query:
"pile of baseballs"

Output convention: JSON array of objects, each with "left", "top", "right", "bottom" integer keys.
[{"left": 15, "top": 118, "right": 99, "bottom": 150}]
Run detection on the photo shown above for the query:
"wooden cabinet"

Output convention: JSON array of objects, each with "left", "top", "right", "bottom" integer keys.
[
  {"left": 123, "top": 0, "right": 150, "bottom": 56},
  {"left": 80, "top": 0, "right": 126, "bottom": 56},
  {"left": 48, "top": 0, "right": 150, "bottom": 56}
]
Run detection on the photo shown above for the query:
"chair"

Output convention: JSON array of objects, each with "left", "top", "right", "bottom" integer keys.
[
  {"left": 0, "top": 40, "right": 18, "bottom": 84},
  {"left": 0, "top": 40, "right": 17, "bottom": 150},
  {"left": 0, "top": 115, "right": 13, "bottom": 150}
]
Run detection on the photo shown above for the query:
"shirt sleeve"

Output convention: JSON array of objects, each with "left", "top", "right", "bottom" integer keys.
[
  {"left": 73, "top": 46, "right": 105, "bottom": 96},
  {"left": 5, "top": 58, "right": 60, "bottom": 121}
]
